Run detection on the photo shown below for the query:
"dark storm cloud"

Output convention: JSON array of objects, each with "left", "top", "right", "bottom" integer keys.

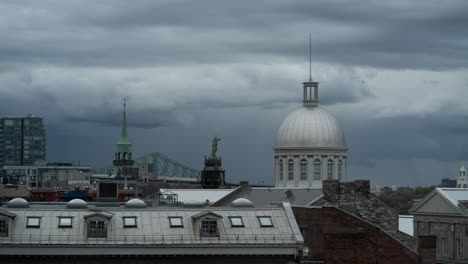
[
  {"left": 1, "top": 1, "right": 468, "bottom": 69},
  {"left": 1, "top": 1, "right": 468, "bottom": 187}
]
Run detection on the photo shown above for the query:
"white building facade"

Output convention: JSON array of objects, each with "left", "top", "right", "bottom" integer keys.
[{"left": 274, "top": 79, "right": 348, "bottom": 188}]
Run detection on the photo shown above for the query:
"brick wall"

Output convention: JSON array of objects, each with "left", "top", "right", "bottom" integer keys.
[{"left": 293, "top": 206, "right": 422, "bottom": 264}]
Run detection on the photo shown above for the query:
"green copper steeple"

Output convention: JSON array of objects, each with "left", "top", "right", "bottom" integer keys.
[{"left": 114, "top": 99, "right": 133, "bottom": 165}]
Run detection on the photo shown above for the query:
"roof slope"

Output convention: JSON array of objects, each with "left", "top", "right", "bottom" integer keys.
[{"left": 410, "top": 188, "right": 468, "bottom": 216}]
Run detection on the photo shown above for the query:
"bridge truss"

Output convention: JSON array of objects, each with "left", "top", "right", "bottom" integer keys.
[{"left": 135, "top": 152, "right": 200, "bottom": 180}]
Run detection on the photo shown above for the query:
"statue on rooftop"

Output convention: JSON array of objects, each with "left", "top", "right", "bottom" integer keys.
[{"left": 211, "top": 137, "right": 221, "bottom": 157}]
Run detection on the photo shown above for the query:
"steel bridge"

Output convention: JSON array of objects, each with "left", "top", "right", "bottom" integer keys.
[{"left": 135, "top": 152, "right": 200, "bottom": 180}]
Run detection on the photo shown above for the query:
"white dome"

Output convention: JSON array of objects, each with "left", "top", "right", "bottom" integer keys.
[
  {"left": 7, "top": 197, "right": 29, "bottom": 208},
  {"left": 67, "top": 198, "right": 88, "bottom": 208},
  {"left": 126, "top": 198, "right": 146, "bottom": 208},
  {"left": 232, "top": 198, "right": 254, "bottom": 207},
  {"left": 275, "top": 106, "right": 347, "bottom": 150}
]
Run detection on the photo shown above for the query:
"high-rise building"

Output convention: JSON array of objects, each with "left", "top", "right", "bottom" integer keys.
[{"left": 0, "top": 114, "right": 46, "bottom": 166}]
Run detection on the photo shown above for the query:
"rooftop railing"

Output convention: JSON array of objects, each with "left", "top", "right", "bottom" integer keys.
[{"left": 0, "top": 233, "right": 298, "bottom": 247}]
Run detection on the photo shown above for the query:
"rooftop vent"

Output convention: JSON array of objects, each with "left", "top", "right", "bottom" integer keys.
[
  {"left": 7, "top": 198, "right": 29, "bottom": 208},
  {"left": 125, "top": 198, "right": 146, "bottom": 208},
  {"left": 67, "top": 198, "right": 88, "bottom": 209},
  {"left": 232, "top": 198, "right": 254, "bottom": 207}
]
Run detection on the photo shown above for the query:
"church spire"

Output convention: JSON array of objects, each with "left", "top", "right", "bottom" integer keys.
[
  {"left": 121, "top": 98, "right": 128, "bottom": 139},
  {"left": 113, "top": 98, "right": 133, "bottom": 167}
]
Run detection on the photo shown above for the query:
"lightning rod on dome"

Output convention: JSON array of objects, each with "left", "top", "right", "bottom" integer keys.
[{"left": 309, "top": 32, "right": 312, "bottom": 81}]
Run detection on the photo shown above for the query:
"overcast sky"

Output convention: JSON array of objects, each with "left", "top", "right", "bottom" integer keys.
[{"left": 1, "top": 0, "right": 468, "bottom": 187}]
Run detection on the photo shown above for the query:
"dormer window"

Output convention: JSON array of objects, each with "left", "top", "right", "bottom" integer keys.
[
  {"left": 84, "top": 212, "right": 113, "bottom": 238},
  {"left": 201, "top": 218, "right": 218, "bottom": 237},
  {"left": 88, "top": 219, "right": 106, "bottom": 237},
  {"left": 191, "top": 211, "right": 222, "bottom": 238},
  {"left": 0, "top": 218, "right": 8, "bottom": 236}
]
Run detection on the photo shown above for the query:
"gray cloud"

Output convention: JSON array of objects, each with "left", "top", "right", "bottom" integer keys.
[{"left": 1, "top": 1, "right": 468, "bottom": 187}]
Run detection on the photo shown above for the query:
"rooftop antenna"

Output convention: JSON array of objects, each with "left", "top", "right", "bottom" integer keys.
[
  {"left": 309, "top": 32, "right": 312, "bottom": 81},
  {"left": 123, "top": 98, "right": 126, "bottom": 111}
]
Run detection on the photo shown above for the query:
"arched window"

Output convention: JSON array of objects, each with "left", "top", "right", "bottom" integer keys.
[
  {"left": 458, "top": 184, "right": 461, "bottom": 188},
  {"left": 327, "top": 159, "right": 334, "bottom": 180},
  {"left": 123, "top": 152, "right": 127, "bottom": 160},
  {"left": 464, "top": 184, "right": 467, "bottom": 188},
  {"left": 288, "top": 159, "right": 294, "bottom": 180},
  {"left": 279, "top": 160, "right": 284, "bottom": 180},
  {"left": 338, "top": 160, "right": 343, "bottom": 180},
  {"left": 314, "top": 160, "right": 321, "bottom": 180},
  {"left": 300, "top": 159, "right": 307, "bottom": 180}
]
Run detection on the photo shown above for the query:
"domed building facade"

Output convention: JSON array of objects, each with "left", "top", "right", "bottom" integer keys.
[{"left": 274, "top": 78, "right": 348, "bottom": 188}]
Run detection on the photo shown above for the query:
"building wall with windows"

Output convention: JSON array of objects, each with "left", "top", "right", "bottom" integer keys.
[
  {"left": 0, "top": 164, "right": 91, "bottom": 188},
  {"left": 0, "top": 115, "right": 46, "bottom": 166},
  {"left": 0, "top": 200, "right": 303, "bottom": 262},
  {"left": 410, "top": 188, "right": 468, "bottom": 263}
]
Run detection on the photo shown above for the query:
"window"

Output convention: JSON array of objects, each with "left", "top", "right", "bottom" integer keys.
[
  {"left": 200, "top": 218, "right": 218, "bottom": 237},
  {"left": 314, "top": 160, "right": 321, "bottom": 180},
  {"left": 327, "top": 159, "right": 334, "bottom": 180},
  {"left": 258, "top": 216, "right": 273, "bottom": 227},
  {"left": 87, "top": 219, "right": 107, "bottom": 237},
  {"left": 229, "top": 216, "right": 244, "bottom": 227},
  {"left": 169, "top": 217, "right": 183, "bottom": 228},
  {"left": 300, "top": 159, "right": 307, "bottom": 180},
  {"left": 0, "top": 219, "right": 7, "bottom": 236},
  {"left": 338, "top": 160, "right": 343, "bottom": 180},
  {"left": 123, "top": 217, "right": 137, "bottom": 228},
  {"left": 279, "top": 160, "right": 284, "bottom": 180},
  {"left": 288, "top": 159, "right": 294, "bottom": 180},
  {"left": 26, "top": 217, "right": 41, "bottom": 228},
  {"left": 59, "top": 217, "right": 72, "bottom": 228}
]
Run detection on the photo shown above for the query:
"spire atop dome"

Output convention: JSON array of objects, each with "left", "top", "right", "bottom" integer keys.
[{"left": 303, "top": 35, "right": 319, "bottom": 107}]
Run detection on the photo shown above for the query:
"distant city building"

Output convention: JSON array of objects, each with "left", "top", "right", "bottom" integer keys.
[
  {"left": 274, "top": 76, "right": 347, "bottom": 188},
  {"left": 457, "top": 165, "right": 468, "bottom": 188},
  {"left": 0, "top": 163, "right": 91, "bottom": 188},
  {"left": 0, "top": 115, "right": 46, "bottom": 166}
]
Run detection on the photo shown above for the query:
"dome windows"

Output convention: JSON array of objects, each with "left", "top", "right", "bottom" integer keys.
[
  {"left": 300, "top": 159, "right": 307, "bottom": 181},
  {"left": 314, "top": 160, "right": 321, "bottom": 181},
  {"left": 338, "top": 160, "right": 343, "bottom": 180},
  {"left": 279, "top": 160, "right": 284, "bottom": 180},
  {"left": 327, "top": 160, "right": 334, "bottom": 180},
  {"left": 288, "top": 160, "right": 294, "bottom": 180}
]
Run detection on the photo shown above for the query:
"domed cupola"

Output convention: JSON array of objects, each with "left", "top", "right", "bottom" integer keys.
[{"left": 273, "top": 46, "right": 348, "bottom": 188}]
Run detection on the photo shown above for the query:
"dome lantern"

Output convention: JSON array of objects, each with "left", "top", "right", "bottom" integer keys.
[{"left": 303, "top": 80, "right": 319, "bottom": 107}]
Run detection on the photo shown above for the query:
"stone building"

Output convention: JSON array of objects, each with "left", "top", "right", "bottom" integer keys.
[
  {"left": 410, "top": 188, "right": 468, "bottom": 263},
  {"left": 274, "top": 76, "right": 347, "bottom": 188}
]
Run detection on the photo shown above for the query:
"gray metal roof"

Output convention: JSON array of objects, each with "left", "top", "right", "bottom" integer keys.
[
  {"left": 212, "top": 186, "right": 322, "bottom": 207},
  {"left": 0, "top": 202, "right": 303, "bottom": 256}
]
